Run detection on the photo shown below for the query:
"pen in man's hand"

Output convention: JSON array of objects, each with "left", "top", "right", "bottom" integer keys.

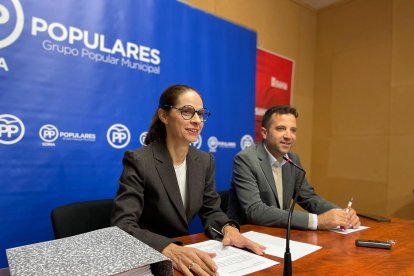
[
  {"left": 340, "top": 197, "right": 353, "bottom": 230},
  {"left": 211, "top": 227, "right": 224, "bottom": 237},
  {"left": 345, "top": 197, "right": 353, "bottom": 213}
]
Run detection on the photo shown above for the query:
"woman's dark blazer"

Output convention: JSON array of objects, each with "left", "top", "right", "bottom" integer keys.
[{"left": 111, "top": 141, "right": 235, "bottom": 252}]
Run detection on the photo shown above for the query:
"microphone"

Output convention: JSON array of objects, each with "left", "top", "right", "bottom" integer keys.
[
  {"left": 283, "top": 156, "right": 305, "bottom": 174},
  {"left": 283, "top": 155, "right": 306, "bottom": 276}
]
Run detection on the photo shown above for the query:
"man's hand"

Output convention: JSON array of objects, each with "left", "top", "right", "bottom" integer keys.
[
  {"left": 346, "top": 208, "right": 361, "bottom": 229},
  {"left": 221, "top": 225, "right": 266, "bottom": 255},
  {"left": 317, "top": 208, "right": 361, "bottom": 230},
  {"left": 162, "top": 243, "right": 218, "bottom": 276}
]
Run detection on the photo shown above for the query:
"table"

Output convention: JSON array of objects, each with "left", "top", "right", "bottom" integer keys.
[
  {"left": 0, "top": 268, "right": 9, "bottom": 276},
  {"left": 2, "top": 218, "right": 412, "bottom": 275},
  {"left": 174, "top": 218, "right": 414, "bottom": 275}
]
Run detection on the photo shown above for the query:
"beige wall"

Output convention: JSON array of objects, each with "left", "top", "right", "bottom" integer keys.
[
  {"left": 182, "top": 0, "right": 318, "bottom": 174},
  {"left": 314, "top": 0, "right": 414, "bottom": 219},
  {"left": 183, "top": 0, "right": 414, "bottom": 219},
  {"left": 388, "top": 0, "right": 414, "bottom": 219}
]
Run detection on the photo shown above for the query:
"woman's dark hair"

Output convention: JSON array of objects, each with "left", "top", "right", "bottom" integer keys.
[
  {"left": 144, "top": 84, "right": 199, "bottom": 145},
  {"left": 261, "top": 105, "right": 298, "bottom": 130}
]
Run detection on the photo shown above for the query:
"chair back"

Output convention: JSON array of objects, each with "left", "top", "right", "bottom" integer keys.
[{"left": 51, "top": 199, "right": 113, "bottom": 239}]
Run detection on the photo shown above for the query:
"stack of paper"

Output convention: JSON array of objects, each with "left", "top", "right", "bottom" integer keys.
[
  {"left": 242, "top": 231, "right": 321, "bottom": 261},
  {"left": 186, "top": 240, "right": 278, "bottom": 275}
]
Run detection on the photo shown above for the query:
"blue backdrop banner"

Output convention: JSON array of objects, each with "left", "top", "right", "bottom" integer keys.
[{"left": 0, "top": 0, "right": 256, "bottom": 267}]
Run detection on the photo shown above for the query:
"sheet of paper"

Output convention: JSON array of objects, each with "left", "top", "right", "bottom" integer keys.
[
  {"left": 329, "top": 225, "right": 369, "bottom": 234},
  {"left": 186, "top": 240, "right": 278, "bottom": 276},
  {"left": 242, "top": 231, "right": 321, "bottom": 261}
]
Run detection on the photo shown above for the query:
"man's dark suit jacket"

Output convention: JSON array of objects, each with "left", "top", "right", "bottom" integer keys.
[
  {"left": 227, "top": 142, "right": 338, "bottom": 230},
  {"left": 111, "top": 141, "right": 236, "bottom": 252}
]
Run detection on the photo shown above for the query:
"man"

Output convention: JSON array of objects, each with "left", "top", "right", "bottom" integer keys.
[{"left": 227, "top": 106, "right": 360, "bottom": 230}]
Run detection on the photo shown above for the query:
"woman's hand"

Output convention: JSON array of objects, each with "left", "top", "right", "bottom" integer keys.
[
  {"left": 162, "top": 243, "right": 218, "bottom": 275},
  {"left": 221, "top": 225, "right": 266, "bottom": 255}
]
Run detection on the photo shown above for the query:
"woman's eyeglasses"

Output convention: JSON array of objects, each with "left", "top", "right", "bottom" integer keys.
[{"left": 164, "top": 105, "right": 211, "bottom": 122}]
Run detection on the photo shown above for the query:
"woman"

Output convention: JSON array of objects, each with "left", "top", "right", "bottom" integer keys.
[{"left": 111, "top": 84, "right": 264, "bottom": 275}]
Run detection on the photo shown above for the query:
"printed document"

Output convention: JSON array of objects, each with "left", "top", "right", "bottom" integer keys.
[
  {"left": 329, "top": 225, "right": 369, "bottom": 234},
  {"left": 242, "top": 231, "right": 321, "bottom": 261},
  {"left": 186, "top": 240, "right": 278, "bottom": 275}
]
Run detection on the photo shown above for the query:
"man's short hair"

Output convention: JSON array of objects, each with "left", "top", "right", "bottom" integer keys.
[{"left": 261, "top": 106, "right": 299, "bottom": 129}]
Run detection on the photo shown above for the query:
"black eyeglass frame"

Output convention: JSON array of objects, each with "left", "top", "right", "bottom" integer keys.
[{"left": 163, "top": 105, "right": 211, "bottom": 122}]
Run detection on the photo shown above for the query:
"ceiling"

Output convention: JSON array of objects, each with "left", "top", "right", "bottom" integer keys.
[{"left": 292, "top": 0, "right": 347, "bottom": 11}]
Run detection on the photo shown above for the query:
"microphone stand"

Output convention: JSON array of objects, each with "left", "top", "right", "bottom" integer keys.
[{"left": 283, "top": 156, "right": 306, "bottom": 276}]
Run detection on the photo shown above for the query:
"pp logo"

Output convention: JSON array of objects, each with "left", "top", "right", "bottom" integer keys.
[
  {"left": 240, "top": 134, "right": 254, "bottom": 150},
  {"left": 107, "top": 124, "right": 131, "bottom": 149},
  {"left": 207, "top": 136, "right": 218, "bottom": 152},
  {"left": 0, "top": 0, "right": 24, "bottom": 49},
  {"left": 39, "top": 124, "right": 59, "bottom": 143},
  {"left": 139, "top": 131, "right": 147, "bottom": 146},
  {"left": 191, "top": 135, "right": 202, "bottom": 149},
  {"left": 0, "top": 114, "right": 25, "bottom": 145}
]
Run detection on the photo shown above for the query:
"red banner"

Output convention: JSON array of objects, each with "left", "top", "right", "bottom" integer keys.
[{"left": 255, "top": 49, "right": 294, "bottom": 142}]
